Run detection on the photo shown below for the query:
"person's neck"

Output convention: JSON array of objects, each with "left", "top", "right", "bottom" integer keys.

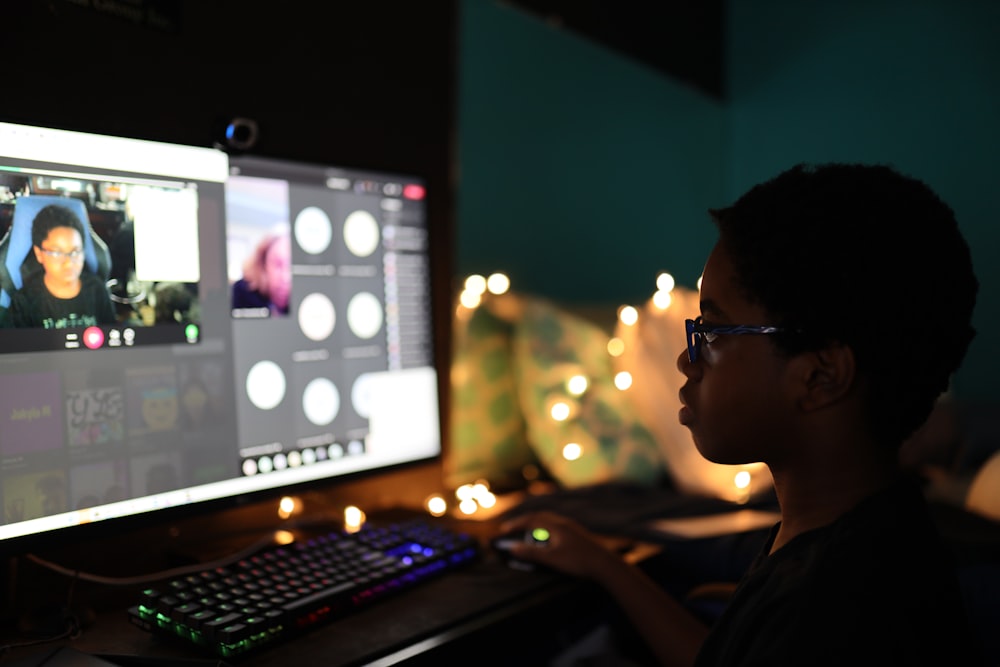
[
  {"left": 44, "top": 275, "right": 82, "bottom": 299},
  {"left": 768, "top": 452, "right": 899, "bottom": 554}
]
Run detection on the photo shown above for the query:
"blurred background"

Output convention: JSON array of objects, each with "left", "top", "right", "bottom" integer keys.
[{"left": 5, "top": 0, "right": 998, "bottom": 433}]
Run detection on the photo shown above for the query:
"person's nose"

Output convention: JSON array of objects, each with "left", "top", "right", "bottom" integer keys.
[{"left": 677, "top": 347, "right": 697, "bottom": 378}]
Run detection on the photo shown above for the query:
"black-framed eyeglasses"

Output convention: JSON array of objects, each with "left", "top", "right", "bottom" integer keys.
[
  {"left": 38, "top": 247, "right": 85, "bottom": 261},
  {"left": 684, "top": 316, "right": 786, "bottom": 363}
]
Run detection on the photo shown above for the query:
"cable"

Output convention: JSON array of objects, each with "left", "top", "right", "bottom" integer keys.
[
  {"left": 23, "top": 531, "right": 281, "bottom": 587},
  {"left": 0, "top": 608, "right": 81, "bottom": 660}
]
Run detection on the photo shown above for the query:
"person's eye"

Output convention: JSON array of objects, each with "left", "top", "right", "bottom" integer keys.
[{"left": 698, "top": 319, "right": 729, "bottom": 345}]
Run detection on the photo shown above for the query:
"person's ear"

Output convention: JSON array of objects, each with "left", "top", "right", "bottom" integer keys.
[
  {"left": 795, "top": 342, "right": 856, "bottom": 412},
  {"left": 32, "top": 245, "right": 43, "bottom": 263}
]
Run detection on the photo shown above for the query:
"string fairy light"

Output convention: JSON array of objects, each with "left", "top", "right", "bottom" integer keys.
[
  {"left": 618, "top": 305, "right": 639, "bottom": 326},
  {"left": 607, "top": 337, "right": 625, "bottom": 356},
  {"left": 425, "top": 494, "right": 448, "bottom": 516},
  {"left": 561, "top": 442, "right": 582, "bottom": 461},
  {"left": 566, "top": 374, "right": 588, "bottom": 396},
  {"left": 452, "top": 480, "right": 496, "bottom": 516},
  {"left": 452, "top": 268, "right": 704, "bottom": 493},
  {"left": 486, "top": 272, "right": 510, "bottom": 295}
]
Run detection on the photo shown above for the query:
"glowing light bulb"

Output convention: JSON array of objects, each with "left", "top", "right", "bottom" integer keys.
[
  {"left": 607, "top": 337, "right": 625, "bottom": 357},
  {"left": 344, "top": 505, "right": 366, "bottom": 532},
  {"left": 471, "top": 481, "right": 491, "bottom": 500},
  {"left": 562, "top": 442, "right": 582, "bottom": 461},
  {"left": 464, "top": 274, "right": 487, "bottom": 295},
  {"left": 459, "top": 497, "right": 479, "bottom": 515},
  {"left": 734, "top": 470, "right": 752, "bottom": 489},
  {"left": 486, "top": 272, "right": 510, "bottom": 295},
  {"left": 550, "top": 401, "right": 571, "bottom": 421},
  {"left": 618, "top": 305, "right": 638, "bottom": 326},
  {"left": 455, "top": 483, "right": 475, "bottom": 501},
  {"left": 566, "top": 374, "right": 588, "bottom": 396},
  {"left": 652, "top": 290, "right": 673, "bottom": 310},
  {"left": 459, "top": 290, "right": 482, "bottom": 309},
  {"left": 614, "top": 371, "right": 633, "bottom": 390},
  {"left": 273, "top": 529, "right": 295, "bottom": 545},
  {"left": 277, "top": 495, "right": 299, "bottom": 520},
  {"left": 425, "top": 495, "right": 448, "bottom": 516},
  {"left": 656, "top": 272, "right": 676, "bottom": 292}
]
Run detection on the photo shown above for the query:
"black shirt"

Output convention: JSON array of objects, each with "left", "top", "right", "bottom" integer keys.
[
  {"left": 8, "top": 271, "right": 116, "bottom": 329},
  {"left": 695, "top": 478, "right": 985, "bottom": 666}
]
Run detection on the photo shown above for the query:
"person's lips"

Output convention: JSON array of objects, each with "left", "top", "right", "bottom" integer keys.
[{"left": 678, "top": 388, "right": 693, "bottom": 426}]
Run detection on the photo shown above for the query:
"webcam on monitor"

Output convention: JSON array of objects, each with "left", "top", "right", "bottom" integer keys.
[{"left": 220, "top": 117, "right": 259, "bottom": 152}]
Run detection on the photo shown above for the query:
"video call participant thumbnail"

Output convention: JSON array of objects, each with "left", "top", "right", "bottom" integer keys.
[
  {"left": 5, "top": 203, "right": 115, "bottom": 329},
  {"left": 231, "top": 228, "right": 291, "bottom": 317}
]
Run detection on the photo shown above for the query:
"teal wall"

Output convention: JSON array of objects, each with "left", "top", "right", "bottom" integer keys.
[
  {"left": 457, "top": 0, "right": 999, "bottom": 400},
  {"left": 456, "top": 0, "right": 725, "bottom": 304},
  {"left": 725, "top": 0, "right": 1000, "bottom": 400}
]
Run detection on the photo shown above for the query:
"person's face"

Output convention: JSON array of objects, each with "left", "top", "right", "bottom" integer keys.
[
  {"left": 676, "top": 242, "right": 797, "bottom": 465},
  {"left": 265, "top": 236, "right": 292, "bottom": 310},
  {"left": 34, "top": 226, "right": 84, "bottom": 287}
]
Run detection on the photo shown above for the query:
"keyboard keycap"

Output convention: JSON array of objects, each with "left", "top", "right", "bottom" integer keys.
[{"left": 128, "top": 517, "right": 479, "bottom": 659}]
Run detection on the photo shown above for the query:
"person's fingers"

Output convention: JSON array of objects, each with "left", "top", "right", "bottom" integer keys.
[{"left": 499, "top": 510, "right": 559, "bottom": 534}]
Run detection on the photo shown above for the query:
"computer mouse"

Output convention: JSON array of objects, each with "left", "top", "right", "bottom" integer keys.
[
  {"left": 491, "top": 526, "right": 551, "bottom": 552},
  {"left": 490, "top": 527, "right": 551, "bottom": 571}
]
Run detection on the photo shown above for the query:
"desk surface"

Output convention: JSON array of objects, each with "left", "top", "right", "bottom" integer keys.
[{"left": 2, "top": 519, "right": 614, "bottom": 667}]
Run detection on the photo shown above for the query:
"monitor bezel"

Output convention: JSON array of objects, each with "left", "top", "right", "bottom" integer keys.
[{"left": 0, "top": 122, "right": 449, "bottom": 562}]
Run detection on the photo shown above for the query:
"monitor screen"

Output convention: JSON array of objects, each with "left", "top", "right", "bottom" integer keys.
[{"left": 0, "top": 122, "right": 441, "bottom": 553}]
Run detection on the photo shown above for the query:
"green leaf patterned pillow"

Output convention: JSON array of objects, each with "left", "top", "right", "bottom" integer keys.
[
  {"left": 445, "top": 294, "right": 667, "bottom": 491},
  {"left": 445, "top": 304, "right": 534, "bottom": 490}
]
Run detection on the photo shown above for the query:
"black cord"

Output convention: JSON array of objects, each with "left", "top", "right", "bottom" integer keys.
[
  {"left": 24, "top": 530, "right": 281, "bottom": 587},
  {"left": 0, "top": 565, "right": 86, "bottom": 661},
  {"left": 0, "top": 608, "right": 82, "bottom": 661}
]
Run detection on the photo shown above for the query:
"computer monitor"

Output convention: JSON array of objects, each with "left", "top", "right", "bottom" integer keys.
[{"left": 0, "top": 121, "right": 442, "bottom": 556}]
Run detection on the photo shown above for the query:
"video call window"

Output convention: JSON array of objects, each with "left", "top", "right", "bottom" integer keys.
[{"left": 0, "top": 168, "right": 203, "bottom": 351}]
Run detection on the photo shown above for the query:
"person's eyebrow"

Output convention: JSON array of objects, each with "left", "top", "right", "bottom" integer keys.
[{"left": 699, "top": 298, "right": 727, "bottom": 320}]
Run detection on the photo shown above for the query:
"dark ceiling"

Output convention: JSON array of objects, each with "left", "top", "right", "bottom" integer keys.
[{"left": 504, "top": 0, "right": 726, "bottom": 99}]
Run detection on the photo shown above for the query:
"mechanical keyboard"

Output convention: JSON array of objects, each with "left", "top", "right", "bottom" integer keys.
[{"left": 127, "top": 516, "right": 480, "bottom": 660}]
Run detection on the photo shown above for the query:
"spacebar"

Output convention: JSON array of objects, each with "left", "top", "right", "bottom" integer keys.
[{"left": 283, "top": 581, "right": 358, "bottom": 613}]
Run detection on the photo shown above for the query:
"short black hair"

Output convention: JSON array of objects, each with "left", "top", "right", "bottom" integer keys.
[
  {"left": 710, "top": 162, "right": 978, "bottom": 449},
  {"left": 31, "top": 204, "right": 86, "bottom": 248}
]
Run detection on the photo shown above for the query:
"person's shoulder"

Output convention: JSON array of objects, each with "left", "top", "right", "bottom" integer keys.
[
  {"left": 766, "top": 479, "right": 953, "bottom": 594},
  {"left": 822, "top": 478, "right": 949, "bottom": 556},
  {"left": 9, "top": 274, "right": 45, "bottom": 308},
  {"left": 232, "top": 279, "right": 268, "bottom": 307},
  {"left": 16, "top": 270, "right": 46, "bottom": 291},
  {"left": 79, "top": 271, "right": 105, "bottom": 288},
  {"left": 807, "top": 478, "right": 967, "bottom": 600},
  {"left": 231, "top": 277, "right": 252, "bottom": 297},
  {"left": 7, "top": 279, "right": 42, "bottom": 326}
]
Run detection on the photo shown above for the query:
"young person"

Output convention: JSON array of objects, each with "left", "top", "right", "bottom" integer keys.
[
  {"left": 7, "top": 203, "right": 115, "bottom": 329},
  {"left": 231, "top": 227, "right": 292, "bottom": 316},
  {"left": 501, "top": 163, "right": 985, "bottom": 666}
]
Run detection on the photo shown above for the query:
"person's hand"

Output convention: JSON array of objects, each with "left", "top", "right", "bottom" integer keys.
[{"left": 498, "top": 511, "right": 625, "bottom": 580}]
